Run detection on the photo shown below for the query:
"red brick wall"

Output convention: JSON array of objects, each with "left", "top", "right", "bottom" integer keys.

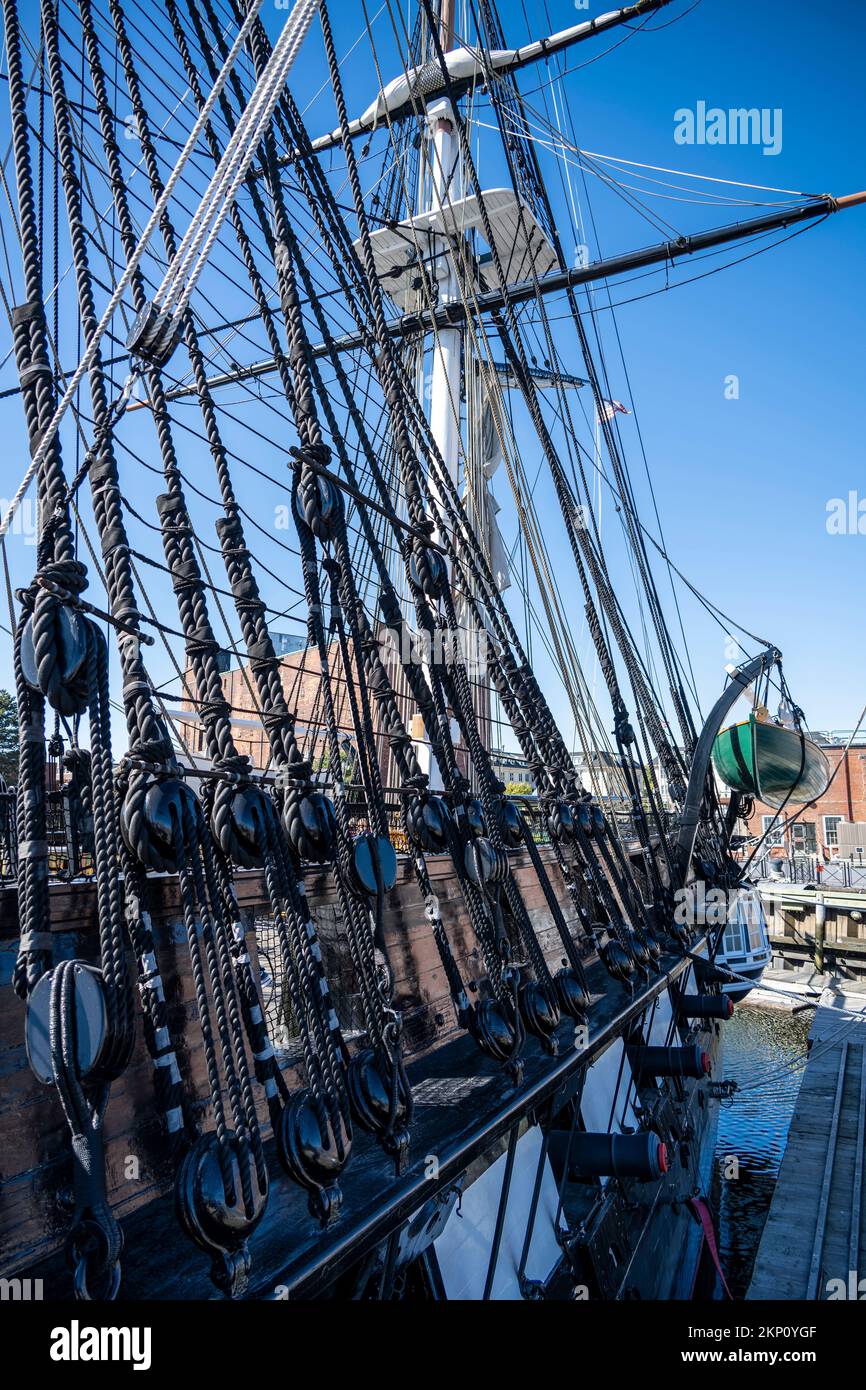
[{"left": 742, "top": 744, "right": 866, "bottom": 856}]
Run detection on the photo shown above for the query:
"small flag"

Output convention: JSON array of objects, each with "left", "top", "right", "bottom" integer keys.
[{"left": 598, "top": 398, "right": 629, "bottom": 422}]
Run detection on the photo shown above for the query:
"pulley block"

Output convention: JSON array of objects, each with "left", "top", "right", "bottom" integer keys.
[
  {"left": 409, "top": 543, "right": 446, "bottom": 599},
  {"left": 175, "top": 1131, "right": 268, "bottom": 1277},
  {"left": 553, "top": 965, "right": 590, "bottom": 1020},
  {"left": 276, "top": 1089, "right": 351, "bottom": 1226},
  {"left": 498, "top": 798, "right": 525, "bottom": 848},
  {"left": 636, "top": 927, "right": 663, "bottom": 964},
  {"left": 216, "top": 782, "right": 272, "bottom": 870},
  {"left": 591, "top": 804, "right": 606, "bottom": 834},
  {"left": 283, "top": 786, "right": 337, "bottom": 863},
  {"left": 568, "top": 1129, "right": 668, "bottom": 1183},
  {"left": 121, "top": 775, "right": 201, "bottom": 873},
  {"left": 628, "top": 1043, "right": 711, "bottom": 1082},
  {"left": 25, "top": 961, "right": 123, "bottom": 1085},
  {"left": 293, "top": 471, "right": 341, "bottom": 540},
  {"left": 627, "top": 931, "right": 653, "bottom": 974},
  {"left": 675, "top": 992, "right": 734, "bottom": 1021},
  {"left": 488, "top": 843, "right": 510, "bottom": 884},
  {"left": 405, "top": 793, "right": 452, "bottom": 852},
  {"left": 464, "top": 798, "right": 487, "bottom": 838},
  {"left": 471, "top": 996, "right": 518, "bottom": 1063},
  {"left": 350, "top": 832, "right": 398, "bottom": 897},
  {"left": 576, "top": 802, "right": 594, "bottom": 836},
  {"left": 600, "top": 939, "right": 635, "bottom": 984},
  {"left": 518, "top": 978, "right": 560, "bottom": 1053},
  {"left": 20, "top": 604, "right": 89, "bottom": 715},
  {"left": 464, "top": 834, "right": 497, "bottom": 885},
  {"left": 347, "top": 1046, "right": 411, "bottom": 1148},
  {"left": 546, "top": 800, "right": 574, "bottom": 843},
  {"left": 126, "top": 300, "right": 180, "bottom": 366}
]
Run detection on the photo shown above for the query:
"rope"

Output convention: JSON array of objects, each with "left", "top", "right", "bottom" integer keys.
[{"left": 0, "top": 0, "right": 265, "bottom": 544}]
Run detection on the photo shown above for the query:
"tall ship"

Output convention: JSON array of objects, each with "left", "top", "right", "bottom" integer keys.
[{"left": 0, "top": 0, "right": 856, "bottom": 1302}]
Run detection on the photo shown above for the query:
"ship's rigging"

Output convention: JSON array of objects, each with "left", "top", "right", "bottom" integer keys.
[{"left": 0, "top": 0, "right": 862, "bottom": 1301}]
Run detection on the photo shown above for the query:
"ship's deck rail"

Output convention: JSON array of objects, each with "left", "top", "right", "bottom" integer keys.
[{"left": 18, "top": 940, "right": 697, "bottom": 1300}]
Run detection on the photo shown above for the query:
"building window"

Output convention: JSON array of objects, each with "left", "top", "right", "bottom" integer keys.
[
  {"left": 823, "top": 815, "right": 842, "bottom": 848},
  {"left": 791, "top": 821, "right": 817, "bottom": 855},
  {"left": 761, "top": 814, "right": 785, "bottom": 848}
]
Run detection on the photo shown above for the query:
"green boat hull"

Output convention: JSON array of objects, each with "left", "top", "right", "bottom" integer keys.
[{"left": 712, "top": 715, "right": 829, "bottom": 810}]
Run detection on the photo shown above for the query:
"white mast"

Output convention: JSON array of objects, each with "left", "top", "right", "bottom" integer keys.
[
  {"left": 424, "top": 0, "right": 462, "bottom": 536},
  {"left": 411, "top": 0, "right": 463, "bottom": 786}
]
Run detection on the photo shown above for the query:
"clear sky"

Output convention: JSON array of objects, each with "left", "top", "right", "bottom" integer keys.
[
  {"left": 0, "top": 0, "right": 863, "bottom": 752},
  {"left": 418, "top": 0, "right": 866, "bottom": 739}
]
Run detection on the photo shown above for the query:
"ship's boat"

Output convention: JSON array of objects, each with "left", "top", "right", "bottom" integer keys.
[{"left": 712, "top": 714, "right": 830, "bottom": 810}]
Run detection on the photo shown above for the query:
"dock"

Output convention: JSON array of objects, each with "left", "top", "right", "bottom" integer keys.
[{"left": 748, "top": 983, "right": 866, "bottom": 1300}]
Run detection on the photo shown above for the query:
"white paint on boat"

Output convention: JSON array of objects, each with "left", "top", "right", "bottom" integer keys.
[{"left": 434, "top": 1124, "right": 565, "bottom": 1299}]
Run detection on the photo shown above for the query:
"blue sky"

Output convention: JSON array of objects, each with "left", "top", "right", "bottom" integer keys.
[{"left": 0, "top": 0, "right": 863, "bottom": 752}]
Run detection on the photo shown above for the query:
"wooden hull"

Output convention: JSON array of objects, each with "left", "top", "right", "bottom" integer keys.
[{"left": 0, "top": 850, "right": 723, "bottom": 1300}]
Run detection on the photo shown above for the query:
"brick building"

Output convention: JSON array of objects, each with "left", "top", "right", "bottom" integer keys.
[
  {"left": 174, "top": 631, "right": 471, "bottom": 793},
  {"left": 176, "top": 636, "right": 359, "bottom": 776},
  {"left": 740, "top": 735, "right": 866, "bottom": 860}
]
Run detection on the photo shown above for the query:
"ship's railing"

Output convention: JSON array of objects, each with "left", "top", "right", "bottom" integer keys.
[
  {"left": 753, "top": 851, "right": 866, "bottom": 892},
  {"left": 0, "top": 777, "right": 559, "bottom": 884},
  {"left": 0, "top": 779, "right": 96, "bottom": 884},
  {"left": 0, "top": 785, "right": 16, "bottom": 881}
]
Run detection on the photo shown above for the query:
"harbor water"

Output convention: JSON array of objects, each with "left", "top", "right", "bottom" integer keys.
[{"left": 713, "top": 1003, "right": 812, "bottom": 1298}]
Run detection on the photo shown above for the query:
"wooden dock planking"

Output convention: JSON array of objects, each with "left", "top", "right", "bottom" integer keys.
[{"left": 747, "top": 985, "right": 866, "bottom": 1300}]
